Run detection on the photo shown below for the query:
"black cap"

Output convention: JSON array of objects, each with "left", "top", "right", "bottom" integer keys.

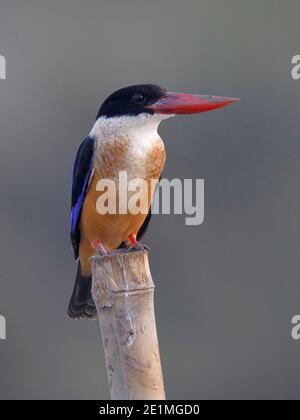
[{"left": 97, "top": 84, "right": 167, "bottom": 119}]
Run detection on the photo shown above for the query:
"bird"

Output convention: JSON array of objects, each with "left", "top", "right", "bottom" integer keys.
[{"left": 68, "top": 84, "right": 239, "bottom": 319}]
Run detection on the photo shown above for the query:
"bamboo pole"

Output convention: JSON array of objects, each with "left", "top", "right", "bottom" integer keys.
[{"left": 91, "top": 250, "right": 166, "bottom": 400}]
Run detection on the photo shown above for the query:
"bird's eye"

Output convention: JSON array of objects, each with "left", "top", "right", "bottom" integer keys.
[{"left": 133, "top": 93, "right": 146, "bottom": 104}]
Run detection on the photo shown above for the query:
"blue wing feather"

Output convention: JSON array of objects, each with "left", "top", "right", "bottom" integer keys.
[{"left": 70, "top": 136, "right": 95, "bottom": 259}]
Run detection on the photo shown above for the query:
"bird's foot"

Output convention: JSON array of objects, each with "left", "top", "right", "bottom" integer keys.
[
  {"left": 127, "top": 234, "right": 150, "bottom": 253},
  {"left": 92, "top": 240, "right": 109, "bottom": 256}
]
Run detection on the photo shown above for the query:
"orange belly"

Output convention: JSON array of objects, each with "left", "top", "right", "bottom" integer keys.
[{"left": 79, "top": 175, "right": 155, "bottom": 276}]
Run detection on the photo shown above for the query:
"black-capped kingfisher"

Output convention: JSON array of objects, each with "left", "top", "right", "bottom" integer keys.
[{"left": 68, "top": 84, "right": 239, "bottom": 319}]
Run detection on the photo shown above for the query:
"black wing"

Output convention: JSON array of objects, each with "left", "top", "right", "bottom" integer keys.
[
  {"left": 137, "top": 210, "right": 152, "bottom": 241},
  {"left": 70, "top": 136, "right": 95, "bottom": 259},
  {"left": 137, "top": 177, "right": 161, "bottom": 242}
]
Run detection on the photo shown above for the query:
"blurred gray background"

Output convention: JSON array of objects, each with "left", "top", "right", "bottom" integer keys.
[{"left": 0, "top": 0, "right": 299, "bottom": 400}]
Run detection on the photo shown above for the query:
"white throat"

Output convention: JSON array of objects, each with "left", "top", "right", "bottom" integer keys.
[
  {"left": 90, "top": 113, "right": 172, "bottom": 179},
  {"left": 89, "top": 113, "right": 173, "bottom": 141}
]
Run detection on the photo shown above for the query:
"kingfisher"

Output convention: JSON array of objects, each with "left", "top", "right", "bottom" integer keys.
[{"left": 68, "top": 84, "right": 239, "bottom": 319}]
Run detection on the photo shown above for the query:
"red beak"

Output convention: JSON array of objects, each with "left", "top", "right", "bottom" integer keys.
[{"left": 146, "top": 92, "right": 239, "bottom": 115}]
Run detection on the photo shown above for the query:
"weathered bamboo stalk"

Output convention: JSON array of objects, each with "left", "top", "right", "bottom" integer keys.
[{"left": 91, "top": 250, "right": 166, "bottom": 400}]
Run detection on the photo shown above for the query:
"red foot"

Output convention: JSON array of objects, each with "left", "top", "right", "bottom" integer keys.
[
  {"left": 92, "top": 240, "right": 108, "bottom": 256},
  {"left": 129, "top": 234, "right": 138, "bottom": 246},
  {"left": 128, "top": 234, "right": 150, "bottom": 252}
]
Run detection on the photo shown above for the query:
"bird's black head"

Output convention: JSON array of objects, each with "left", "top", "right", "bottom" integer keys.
[{"left": 97, "top": 84, "right": 167, "bottom": 119}]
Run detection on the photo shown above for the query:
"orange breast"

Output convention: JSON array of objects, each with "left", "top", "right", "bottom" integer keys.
[{"left": 79, "top": 134, "right": 166, "bottom": 276}]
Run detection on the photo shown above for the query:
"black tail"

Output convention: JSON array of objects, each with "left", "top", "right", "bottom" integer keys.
[{"left": 67, "top": 263, "right": 97, "bottom": 320}]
